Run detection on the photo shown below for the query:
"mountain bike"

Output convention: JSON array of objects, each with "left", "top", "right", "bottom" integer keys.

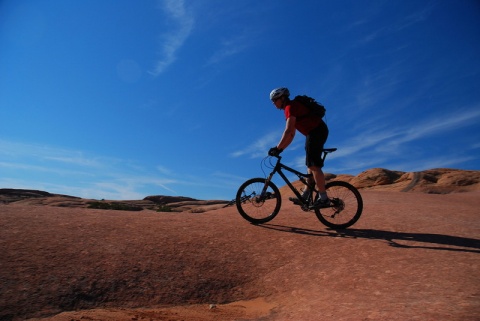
[{"left": 235, "top": 148, "right": 363, "bottom": 229}]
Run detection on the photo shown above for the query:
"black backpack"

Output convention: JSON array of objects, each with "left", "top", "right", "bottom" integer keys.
[{"left": 293, "top": 95, "right": 326, "bottom": 118}]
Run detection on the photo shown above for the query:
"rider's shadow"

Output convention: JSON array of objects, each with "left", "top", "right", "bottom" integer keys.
[{"left": 258, "top": 224, "right": 480, "bottom": 254}]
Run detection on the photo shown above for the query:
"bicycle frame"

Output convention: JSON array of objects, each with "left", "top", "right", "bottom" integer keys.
[
  {"left": 261, "top": 148, "right": 337, "bottom": 206},
  {"left": 263, "top": 156, "right": 316, "bottom": 205}
]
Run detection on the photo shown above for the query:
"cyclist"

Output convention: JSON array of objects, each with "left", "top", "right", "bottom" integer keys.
[{"left": 268, "top": 87, "right": 330, "bottom": 208}]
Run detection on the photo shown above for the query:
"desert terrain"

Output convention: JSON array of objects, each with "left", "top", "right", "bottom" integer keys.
[{"left": 1, "top": 168, "right": 479, "bottom": 320}]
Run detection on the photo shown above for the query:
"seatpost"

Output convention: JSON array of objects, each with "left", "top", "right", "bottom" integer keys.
[{"left": 322, "top": 151, "right": 328, "bottom": 163}]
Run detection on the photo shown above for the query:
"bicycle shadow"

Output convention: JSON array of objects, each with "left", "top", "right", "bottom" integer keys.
[{"left": 258, "top": 223, "right": 480, "bottom": 254}]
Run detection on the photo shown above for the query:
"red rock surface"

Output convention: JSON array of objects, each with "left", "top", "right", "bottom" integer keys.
[{"left": 1, "top": 188, "right": 479, "bottom": 320}]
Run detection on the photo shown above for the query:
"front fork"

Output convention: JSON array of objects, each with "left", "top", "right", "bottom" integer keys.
[{"left": 260, "top": 172, "right": 275, "bottom": 200}]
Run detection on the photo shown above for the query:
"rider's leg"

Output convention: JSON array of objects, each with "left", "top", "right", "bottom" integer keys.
[
  {"left": 302, "top": 168, "right": 315, "bottom": 194},
  {"left": 305, "top": 121, "right": 329, "bottom": 205},
  {"left": 289, "top": 169, "right": 316, "bottom": 203},
  {"left": 309, "top": 165, "right": 327, "bottom": 200}
]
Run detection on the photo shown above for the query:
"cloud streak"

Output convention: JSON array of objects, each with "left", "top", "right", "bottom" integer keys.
[
  {"left": 327, "top": 106, "right": 480, "bottom": 173},
  {"left": 339, "top": 106, "right": 480, "bottom": 158},
  {"left": 350, "top": 1, "right": 437, "bottom": 46},
  {"left": 149, "top": 0, "right": 194, "bottom": 76},
  {"left": 230, "top": 131, "right": 280, "bottom": 159},
  {"left": 0, "top": 139, "right": 249, "bottom": 200},
  {"left": 207, "top": 37, "right": 247, "bottom": 66},
  {"left": 0, "top": 140, "right": 180, "bottom": 199},
  {"left": 206, "top": 28, "right": 254, "bottom": 66}
]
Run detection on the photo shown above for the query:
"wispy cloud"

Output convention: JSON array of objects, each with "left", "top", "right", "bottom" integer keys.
[
  {"left": 387, "top": 107, "right": 480, "bottom": 148},
  {"left": 206, "top": 31, "right": 251, "bottom": 66},
  {"left": 0, "top": 138, "right": 252, "bottom": 200},
  {"left": 0, "top": 161, "right": 95, "bottom": 177},
  {"left": 326, "top": 106, "right": 480, "bottom": 173},
  {"left": 0, "top": 139, "right": 105, "bottom": 168},
  {"left": 92, "top": 175, "right": 179, "bottom": 200},
  {"left": 395, "top": 1, "right": 438, "bottom": 31},
  {"left": 340, "top": 106, "right": 480, "bottom": 158},
  {"left": 0, "top": 140, "right": 180, "bottom": 199},
  {"left": 345, "top": 1, "right": 437, "bottom": 47},
  {"left": 149, "top": 0, "right": 194, "bottom": 76},
  {"left": 387, "top": 155, "right": 476, "bottom": 173},
  {"left": 471, "top": 142, "right": 480, "bottom": 150},
  {"left": 156, "top": 164, "right": 174, "bottom": 175},
  {"left": 230, "top": 131, "right": 280, "bottom": 159}
]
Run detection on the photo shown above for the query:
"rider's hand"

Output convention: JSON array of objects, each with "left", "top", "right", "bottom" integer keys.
[{"left": 268, "top": 147, "right": 283, "bottom": 157}]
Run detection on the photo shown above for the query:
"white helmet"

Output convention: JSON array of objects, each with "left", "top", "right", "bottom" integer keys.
[{"left": 269, "top": 87, "right": 290, "bottom": 101}]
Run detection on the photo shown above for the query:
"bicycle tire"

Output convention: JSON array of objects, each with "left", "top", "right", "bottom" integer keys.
[
  {"left": 236, "top": 178, "right": 281, "bottom": 224},
  {"left": 314, "top": 180, "right": 363, "bottom": 229}
]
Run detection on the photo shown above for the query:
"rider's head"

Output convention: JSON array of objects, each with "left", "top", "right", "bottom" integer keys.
[
  {"left": 270, "top": 87, "right": 290, "bottom": 109},
  {"left": 270, "top": 87, "right": 290, "bottom": 101}
]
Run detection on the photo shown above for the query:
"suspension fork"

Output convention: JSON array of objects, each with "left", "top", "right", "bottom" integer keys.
[
  {"left": 261, "top": 158, "right": 281, "bottom": 198},
  {"left": 261, "top": 170, "right": 276, "bottom": 198}
]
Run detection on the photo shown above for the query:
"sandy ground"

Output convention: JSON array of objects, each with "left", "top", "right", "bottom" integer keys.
[{"left": 1, "top": 190, "right": 479, "bottom": 320}]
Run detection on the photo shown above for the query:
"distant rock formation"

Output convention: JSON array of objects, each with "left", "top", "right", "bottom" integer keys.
[
  {"left": 2, "top": 168, "right": 478, "bottom": 211},
  {"left": 0, "top": 188, "right": 229, "bottom": 213},
  {"left": 281, "top": 168, "right": 480, "bottom": 197},
  {"left": 330, "top": 168, "right": 480, "bottom": 193}
]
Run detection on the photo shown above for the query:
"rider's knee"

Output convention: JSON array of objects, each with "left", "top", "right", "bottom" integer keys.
[{"left": 308, "top": 165, "right": 322, "bottom": 173}]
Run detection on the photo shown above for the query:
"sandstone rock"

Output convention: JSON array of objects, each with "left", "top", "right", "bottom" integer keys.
[{"left": 350, "top": 168, "right": 404, "bottom": 188}]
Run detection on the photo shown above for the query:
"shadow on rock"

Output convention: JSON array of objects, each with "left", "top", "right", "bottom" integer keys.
[{"left": 258, "top": 223, "right": 480, "bottom": 254}]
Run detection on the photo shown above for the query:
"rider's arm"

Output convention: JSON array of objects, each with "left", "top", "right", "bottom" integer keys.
[{"left": 277, "top": 116, "right": 296, "bottom": 150}]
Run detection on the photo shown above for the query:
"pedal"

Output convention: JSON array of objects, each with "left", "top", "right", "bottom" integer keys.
[{"left": 288, "top": 197, "right": 302, "bottom": 205}]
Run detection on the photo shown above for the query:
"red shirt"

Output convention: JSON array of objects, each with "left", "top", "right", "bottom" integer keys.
[{"left": 284, "top": 100, "right": 322, "bottom": 136}]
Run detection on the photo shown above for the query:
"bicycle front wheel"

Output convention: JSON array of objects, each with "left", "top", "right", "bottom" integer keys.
[
  {"left": 314, "top": 180, "right": 363, "bottom": 229},
  {"left": 235, "top": 178, "right": 281, "bottom": 224}
]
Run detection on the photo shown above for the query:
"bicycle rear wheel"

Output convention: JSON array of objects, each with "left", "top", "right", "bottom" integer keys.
[
  {"left": 236, "top": 178, "right": 281, "bottom": 224},
  {"left": 314, "top": 180, "right": 363, "bottom": 229}
]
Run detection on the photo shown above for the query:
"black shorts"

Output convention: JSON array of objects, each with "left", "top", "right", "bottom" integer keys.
[{"left": 305, "top": 121, "right": 329, "bottom": 168}]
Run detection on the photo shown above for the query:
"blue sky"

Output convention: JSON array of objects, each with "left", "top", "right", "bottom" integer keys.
[{"left": 1, "top": 0, "right": 479, "bottom": 201}]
